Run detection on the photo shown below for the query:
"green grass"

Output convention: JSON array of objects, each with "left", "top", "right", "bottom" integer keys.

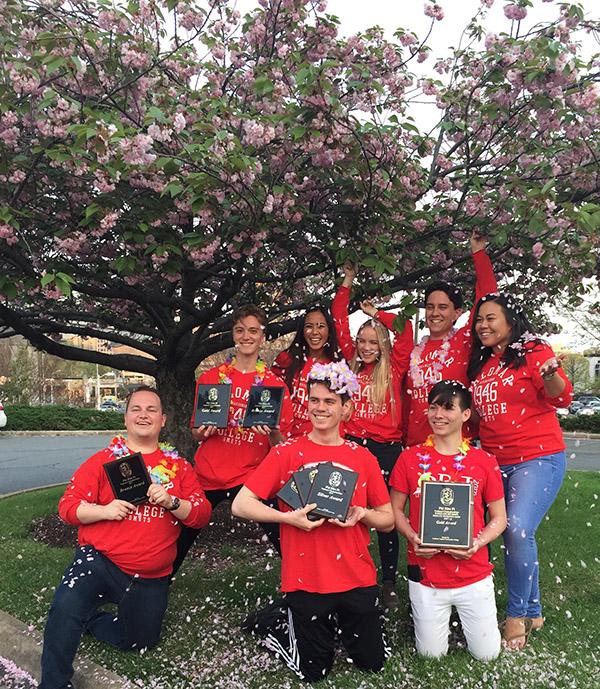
[{"left": 1, "top": 474, "right": 600, "bottom": 688}]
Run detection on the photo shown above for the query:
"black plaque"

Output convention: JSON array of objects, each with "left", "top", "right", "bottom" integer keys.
[
  {"left": 103, "top": 453, "right": 151, "bottom": 505},
  {"left": 193, "top": 383, "right": 231, "bottom": 428},
  {"left": 242, "top": 385, "right": 284, "bottom": 428},
  {"left": 306, "top": 464, "right": 358, "bottom": 522},
  {"left": 419, "top": 481, "right": 473, "bottom": 549},
  {"left": 276, "top": 475, "right": 304, "bottom": 511},
  {"left": 293, "top": 464, "right": 325, "bottom": 506}
]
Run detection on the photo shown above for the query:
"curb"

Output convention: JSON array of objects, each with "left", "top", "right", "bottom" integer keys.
[
  {"left": 0, "top": 483, "right": 67, "bottom": 500},
  {"left": 0, "top": 430, "right": 119, "bottom": 437},
  {"left": 563, "top": 431, "right": 600, "bottom": 440},
  {"left": 0, "top": 610, "right": 126, "bottom": 689}
]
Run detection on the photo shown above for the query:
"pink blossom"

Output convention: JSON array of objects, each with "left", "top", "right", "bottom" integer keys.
[
  {"left": 417, "top": 50, "right": 428, "bottom": 63},
  {"left": 119, "top": 134, "right": 156, "bottom": 165},
  {"left": 504, "top": 4, "right": 527, "bottom": 21},
  {"left": 424, "top": 3, "right": 444, "bottom": 21},
  {"left": 0, "top": 223, "right": 17, "bottom": 245},
  {"left": 173, "top": 113, "right": 186, "bottom": 133},
  {"left": 532, "top": 242, "right": 545, "bottom": 259}
]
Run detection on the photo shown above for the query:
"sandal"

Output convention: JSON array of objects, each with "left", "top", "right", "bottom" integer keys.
[{"left": 500, "top": 617, "right": 533, "bottom": 650}]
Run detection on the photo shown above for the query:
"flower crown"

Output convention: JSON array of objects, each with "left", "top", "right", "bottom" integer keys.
[{"left": 308, "top": 361, "right": 360, "bottom": 397}]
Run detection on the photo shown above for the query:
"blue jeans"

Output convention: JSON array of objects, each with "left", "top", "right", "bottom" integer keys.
[
  {"left": 500, "top": 452, "right": 566, "bottom": 618},
  {"left": 40, "top": 546, "right": 169, "bottom": 689}
]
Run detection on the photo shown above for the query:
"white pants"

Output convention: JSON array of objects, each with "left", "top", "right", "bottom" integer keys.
[{"left": 408, "top": 575, "right": 501, "bottom": 661}]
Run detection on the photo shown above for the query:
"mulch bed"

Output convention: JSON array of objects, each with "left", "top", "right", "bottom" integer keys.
[{"left": 28, "top": 502, "right": 272, "bottom": 572}]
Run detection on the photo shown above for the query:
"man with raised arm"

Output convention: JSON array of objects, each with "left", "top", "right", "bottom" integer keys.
[
  {"left": 232, "top": 361, "right": 393, "bottom": 682},
  {"left": 404, "top": 232, "right": 497, "bottom": 446},
  {"left": 39, "top": 386, "right": 211, "bottom": 689}
]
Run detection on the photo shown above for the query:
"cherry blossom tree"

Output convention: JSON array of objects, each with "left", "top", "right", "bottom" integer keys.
[{"left": 0, "top": 0, "right": 598, "bottom": 450}]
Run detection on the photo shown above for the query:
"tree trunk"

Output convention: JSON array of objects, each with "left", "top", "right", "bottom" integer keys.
[{"left": 155, "top": 363, "right": 197, "bottom": 463}]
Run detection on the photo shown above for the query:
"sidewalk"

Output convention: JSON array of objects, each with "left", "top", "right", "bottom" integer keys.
[{"left": 0, "top": 611, "right": 125, "bottom": 689}]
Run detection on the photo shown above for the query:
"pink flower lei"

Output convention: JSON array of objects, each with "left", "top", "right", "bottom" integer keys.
[{"left": 409, "top": 328, "right": 456, "bottom": 388}]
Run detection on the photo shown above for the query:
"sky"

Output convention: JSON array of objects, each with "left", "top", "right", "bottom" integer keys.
[{"left": 235, "top": 0, "right": 599, "bottom": 350}]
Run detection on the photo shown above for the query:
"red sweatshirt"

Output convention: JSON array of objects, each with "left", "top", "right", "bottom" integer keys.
[
  {"left": 331, "top": 286, "right": 413, "bottom": 443},
  {"left": 191, "top": 366, "right": 293, "bottom": 490},
  {"left": 246, "top": 435, "right": 390, "bottom": 593},
  {"left": 471, "top": 342, "right": 573, "bottom": 464},
  {"left": 404, "top": 250, "right": 498, "bottom": 447},
  {"left": 272, "top": 353, "right": 332, "bottom": 437},
  {"left": 390, "top": 443, "right": 504, "bottom": 588},
  {"left": 59, "top": 445, "right": 211, "bottom": 578}
]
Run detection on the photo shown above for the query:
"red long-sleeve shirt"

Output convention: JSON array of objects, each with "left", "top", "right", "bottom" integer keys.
[
  {"left": 332, "top": 286, "right": 413, "bottom": 442},
  {"left": 404, "top": 250, "right": 498, "bottom": 447},
  {"left": 471, "top": 343, "right": 573, "bottom": 464},
  {"left": 59, "top": 446, "right": 211, "bottom": 578},
  {"left": 272, "top": 353, "right": 332, "bottom": 437}
]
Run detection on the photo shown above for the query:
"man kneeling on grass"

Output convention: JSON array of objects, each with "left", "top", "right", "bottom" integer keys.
[
  {"left": 390, "top": 380, "right": 507, "bottom": 661},
  {"left": 39, "top": 386, "right": 211, "bottom": 689},
  {"left": 232, "top": 361, "right": 394, "bottom": 682}
]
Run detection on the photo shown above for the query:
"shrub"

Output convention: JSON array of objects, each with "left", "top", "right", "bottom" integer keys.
[
  {"left": 3, "top": 405, "right": 124, "bottom": 431},
  {"left": 560, "top": 414, "right": 600, "bottom": 434}
]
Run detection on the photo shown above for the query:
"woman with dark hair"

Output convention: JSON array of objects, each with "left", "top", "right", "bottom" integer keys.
[
  {"left": 272, "top": 305, "right": 341, "bottom": 437},
  {"left": 468, "top": 293, "right": 573, "bottom": 650}
]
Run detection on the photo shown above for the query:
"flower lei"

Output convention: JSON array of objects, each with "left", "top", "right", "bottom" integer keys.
[
  {"left": 218, "top": 354, "right": 267, "bottom": 385},
  {"left": 217, "top": 354, "right": 267, "bottom": 430},
  {"left": 409, "top": 328, "right": 456, "bottom": 388},
  {"left": 109, "top": 436, "right": 180, "bottom": 484},
  {"left": 422, "top": 434, "right": 471, "bottom": 477}
]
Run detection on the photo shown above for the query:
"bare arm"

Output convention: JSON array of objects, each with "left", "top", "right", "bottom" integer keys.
[
  {"left": 329, "top": 502, "right": 394, "bottom": 531},
  {"left": 232, "top": 485, "right": 325, "bottom": 531}
]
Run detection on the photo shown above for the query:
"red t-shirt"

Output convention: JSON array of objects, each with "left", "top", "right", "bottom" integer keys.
[
  {"left": 470, "top": 343, "right": 573, "bottom": 464},
  {"left": 59, "top": 445, "right": 211, "bottom": 578},
  {"left": 245, "top": 435, "right": 391, "bottom": 594},
  {"left": 390, "top": 444, "right": 504, "bottom": 588},
  {"left": 404, "top": 250, "right": 497, "bottom": 447},
  {"left": 191, "top": 366, "right": 293, "bottom": 491},
  {"left": 272, "top": 353, "right": 332, "bottom": 437},
  {"left": 331, "top": 286, "right": 413, "bottom": 442}
]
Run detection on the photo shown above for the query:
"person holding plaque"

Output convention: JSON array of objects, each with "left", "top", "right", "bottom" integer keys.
[
  {"left": 173, "top": 304, "right": 293, "bottom": 573},
  {"left": 403, "top": 231, "right": 497, "bottom": 448},
  {"left": 232, "top": 361, "right": 394, "bottom": 682},
  {"left": 272, "top": 304, "right": 342, "bottom": 437},
  {"left": 468, "top": 294, "right": 573, "bottom": 650},
  {"left": 331, "top": 261, "right": 413, "bottom": 608},
  {"left": 39, "top": 386, "right": 211, "bottom": 689},
  {"left": 390, "top": 381, "right": 506, "bottom": 661}
]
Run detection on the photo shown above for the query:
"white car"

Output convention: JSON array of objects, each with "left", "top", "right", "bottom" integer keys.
[{"left": 0, "top": 402, "right": 6, "bottom": 428}]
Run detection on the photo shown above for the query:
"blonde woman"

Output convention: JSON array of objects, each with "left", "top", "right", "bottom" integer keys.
[{"left": 331, "top": 261, "right": 413, "bottom": 608}]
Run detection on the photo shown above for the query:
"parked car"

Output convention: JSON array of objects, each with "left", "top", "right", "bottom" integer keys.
[
  {"left": 569, "top": 401, "right": 584, "bottom": 415},
  {"left": 99, "top": 401, "right": 124, "bottom": 412},
  {"left": 0, "top": 401, "right": 6, "bottom": 428},
  {"left": 574, "top": 395, "right": 600, "bottom": 406},
  {"left": 576, "top": 401, "right": 600, "bottom": 416}
]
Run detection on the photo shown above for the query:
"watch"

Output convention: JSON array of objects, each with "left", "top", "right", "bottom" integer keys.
[{"left": 166, "top": 496, "right": 181, "bottom": 511}]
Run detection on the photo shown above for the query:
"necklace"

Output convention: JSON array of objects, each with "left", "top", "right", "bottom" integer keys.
[
  {"left": 409, "top": 328, "right": 456, "bottom": 388},
  {"left": 218, "top": 354, "right": 267, "bottom": 385},
  {"left": 108, "top": 435, "right": 180, "bottom": 484},
  {"left": 424, "top": 434, "right": 471, "bottom": 475}
]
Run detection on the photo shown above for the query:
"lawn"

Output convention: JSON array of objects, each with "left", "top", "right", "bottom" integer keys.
[{"left": 1, "top": 472, "right": 599, "bottom": 689}]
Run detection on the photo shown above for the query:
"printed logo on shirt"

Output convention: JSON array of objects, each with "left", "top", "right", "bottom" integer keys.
[
  {"left": 353, "top": 375, "right": 388, "bottom": 420},
  {"left": 472, "top": 362, "right": 512, "bottom": 421}
]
